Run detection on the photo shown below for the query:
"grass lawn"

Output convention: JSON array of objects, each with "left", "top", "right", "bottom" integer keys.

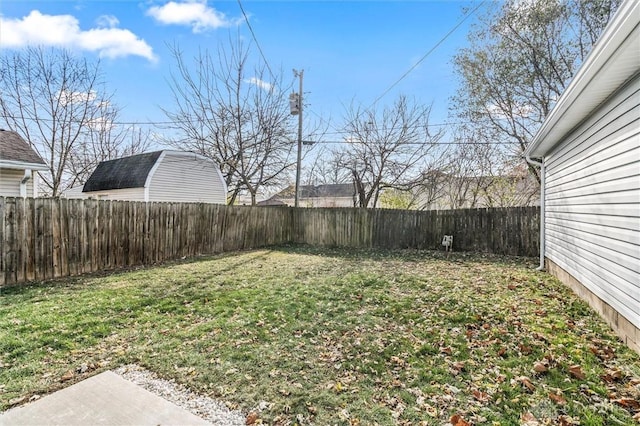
[{"left": 1, "top": 246, "right": 639, "bottom": 425}]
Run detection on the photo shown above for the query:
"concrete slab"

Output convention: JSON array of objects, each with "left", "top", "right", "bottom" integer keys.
[{"left": 0, "top": 371, "right": 211, "bottom": 425}]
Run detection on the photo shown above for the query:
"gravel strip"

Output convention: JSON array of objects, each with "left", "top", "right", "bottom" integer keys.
[{"left": 114, "top": 364, "right": 245, "bottom": 426}]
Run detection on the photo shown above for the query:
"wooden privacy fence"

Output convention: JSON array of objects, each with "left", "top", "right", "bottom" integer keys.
[
  {"left": 0, "top": 198, "right": 292, "bottom": 287},
  {"left": 0, "top": 197, "right": 539, "bottom": 286},
  {"left": 292, "top": 206, "right": 539, "bottom": 256}
]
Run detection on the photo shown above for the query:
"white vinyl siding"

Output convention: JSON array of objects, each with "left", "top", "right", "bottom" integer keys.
[
  {"left": 544, "top": 75, "right": 640, "bottom": 330},
  {"left": 147, "top": 153, "right": 226, "bottom": 204},
  {"left": 82, "top": 187, "right": 145, "bottom": 201},
  {"left": 0, "top": 168, "right": 35, "bottom": 197}
]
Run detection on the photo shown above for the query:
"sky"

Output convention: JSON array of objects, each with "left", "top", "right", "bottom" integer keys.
[{"left": 0, "top": 0, "right": 488, "bottom": 144}]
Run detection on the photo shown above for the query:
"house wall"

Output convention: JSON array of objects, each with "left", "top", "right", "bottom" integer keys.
[
  {"left": 0, "top": 168, "right": 35, "bottom": 197},
  {"left": 82, "top": 187, "right": 145, "bottom": 201},
  {"left": 544, "top": 74, "right": 640, "bottom": 348},
  {"left": 147, "top": 153, "right": 226, "bottom": 204}
]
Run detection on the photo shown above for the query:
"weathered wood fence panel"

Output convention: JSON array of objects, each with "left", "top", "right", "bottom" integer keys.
[
  {"left": 0, "top": 197, "right": 538, "bottom": 287},
  {"left": 291, "top": 206, "right": 539, "bottom": 255}
]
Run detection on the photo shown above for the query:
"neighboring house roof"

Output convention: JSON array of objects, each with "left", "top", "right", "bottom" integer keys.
[
  {"left": 525, "top": 0, "right": 640, "bottom": 158},
  {"left": 0, "top": 129, "right": 47, "bottom": 170},
  {"left": 274, "top": 183, "right": 356, "bottom": 199},
  {"left": 83, "top": 151, "right": 163, "bottom": 192}
]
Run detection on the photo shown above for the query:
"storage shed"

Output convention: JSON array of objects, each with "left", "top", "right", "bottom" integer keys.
[
  {"left": 0, "top": 129, "right": 48, "bottom": 198},
  {"left": 525, "top": 0, "right": 639, "bottom": 352},
  {"left": 80, "top": 150, "right": 227, "bottom": 204}
]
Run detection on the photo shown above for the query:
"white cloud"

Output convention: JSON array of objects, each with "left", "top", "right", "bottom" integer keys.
[
  {"left": 57, "top": 89, "right": 97, "bottom": 106},
  {"left": 147, "top": 0, "right": 240, "bottom": 33},
  {"left": 96, "top": 15, "right": 119, "bottom": 29},
  {"left": 0, "top": 10, "right": 156, "bottom": 62},
  {"left": 246, "top": 77, "right": 272, "bottom": 92}
]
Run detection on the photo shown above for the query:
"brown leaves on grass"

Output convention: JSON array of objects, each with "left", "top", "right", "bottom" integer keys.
[
  {"left": 472, "top": 389, "right": 490, "bottom": 403},
  {"left": 533, "top": 362, "right": 547, "bottom": 373},
  {"left": 245, "top": 411, "right": 259, "bottom": 425},
  {"left": 515, "top": 376, "right": 535, "bottom": 392},
  {"left": 548, "top": 391, "right": 567, "bottom": 405},
  {"left": 601, "top": 367, "right": 624, "bottom": 383},
  {"left": 568, "top": 364, "right": 585, "bottom": 380},
  {"left": 450, "top": 413, "right": 471, "bottom": 426}
]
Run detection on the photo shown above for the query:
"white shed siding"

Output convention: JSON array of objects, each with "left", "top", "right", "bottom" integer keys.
[
  {"left": 147, "top": 153, "right": 226, "bottom": 204},
  {"left": 82, "top": 187, "right": 145, "bottom": 201},
  {"left": 0, "top": 169, "right": 36, "bottom": 197},
  {"left": 544, "top": 75, "right": 640, "bottom": 330}
]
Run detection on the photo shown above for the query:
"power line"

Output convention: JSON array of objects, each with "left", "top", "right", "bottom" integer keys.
[
  {"left": 369, "top": 1, "right": 487, "bottom": 108},
  {"left": 303, "top": 139, "right": 518, "bottom": 146},
  {"left": 237, "top": 0, "right": 277, "bottom": 83}
]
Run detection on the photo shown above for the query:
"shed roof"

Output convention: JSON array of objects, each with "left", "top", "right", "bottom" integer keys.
[
  {"left": 83, "top": 151, "right": 163, "bottom": 192},
  {"left": 525, "top": 0, "right": 640, "bottom": 158},
  {"left": 0, "top": 129, "right": 47, "bottom": 169}
]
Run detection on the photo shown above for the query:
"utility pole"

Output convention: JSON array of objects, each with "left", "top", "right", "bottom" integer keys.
[{"left": 292, "top": 69, "right": 304, "bottom": 208}]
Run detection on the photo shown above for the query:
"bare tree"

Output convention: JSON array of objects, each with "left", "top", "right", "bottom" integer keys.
[
  {"left": 0, "top": 47, "right": 122, "bottom": 195},
  {"left": 336, "top": 96, "right": 443, "bottom": 208},
  {"left": 163, "top": 38, "right": 296, "bottom": 205},
  {"left": 452, "top": 0, "right": 621, "bottom": 182},
  {"left": 67, "top": 123, "right": 152, "bottom": 188}
]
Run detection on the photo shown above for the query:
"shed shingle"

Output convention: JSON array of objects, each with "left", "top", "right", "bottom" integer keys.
[{"left": 83, "top": 151, "right": 163, "bottom": 192}]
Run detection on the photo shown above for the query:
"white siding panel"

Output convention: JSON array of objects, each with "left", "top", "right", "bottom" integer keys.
[
  {"left": 547, "top": 214, "right": 640, "bottom": 246},
  {"left": 546, "top": 225, "right": 640, "bottom": 275},
  {"left": 546, "top": 144, "right": 639, "bottom": 191},
  {"left": 544, "top": 74, "right": 640, "bottom": 330},
  {"left": 147, "top": 153, "right": 226, "bottom": 204},
  {"left": 0, "top": 169, "right": 37, "bottom": 197},
  {"left": 545, "top": 243, "right": 640, "bottom": 330},
  {"left": 546, "top": 85, "right": 639, "bottom": 172},
  {"left": 546, "top": 203, "right": 639, "bottom": 217},
  {"left": 546, "top": 175, "right": 639, "bottom": 201},
  {"left": 0, "top": 169, "right": 23, "bottom": 197},
  {"left": 83, "top": 188, "right": 144, "bottom": 201},
  {"left": 546, "top": 211, "right": 640, "bottom": 233}
]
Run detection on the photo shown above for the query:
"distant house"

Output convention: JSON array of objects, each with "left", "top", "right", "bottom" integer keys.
[
  {"left": 0, "top": 129, "right": 47, "bottom": 198},
  {"left": 65, "top": 150, "right": 227, "bottom": 204},
  {"left": 525, "top": 0, "right": 639, "bottom": 352},
  {"left": 261, "top": 183, "right": 356, "bottom": 207}
]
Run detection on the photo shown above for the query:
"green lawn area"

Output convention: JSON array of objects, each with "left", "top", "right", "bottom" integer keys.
[{"left": 1, "top": 246, "right": 638, "bottom": 425}]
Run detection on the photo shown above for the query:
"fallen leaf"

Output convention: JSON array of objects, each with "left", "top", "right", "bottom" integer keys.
[
  {"left": 440, "top": 346, "right": 452, "bottom": 356},
  {"left": 519, "top": 344, "right": 533, "bottom": 355},
  {"left": 517, "top": 376, "right": 535, "bottom": 392},
  {"left": 245, "top": 412, "right": 258, "bottom": 425},
  {"left": 9, "top": 396, "right": 27, "bottom": 406},
  {"left": 558, "top": 415, "right": 579, "bottom": 425},
  {"left": 424, "top": 403, "right": 438, "bottom": 417},
  {"left": 452, "top": 361, "right": 465, "bottom": 373},
  {"left": 450, "top": 414, "right": 471, "bottom": 426},
  {"left": 533, "top": 362, "right": 547, "bottom": 373},
  {"left": 521, "top": 412, "right": 539, "bottom": 425},
  {"left": 568, "top": 365, "right": 586, "bottom": 380},
  {"left": 612, "top": 398, "right": 640, "bottom": 410},
  {"left": 549, "top": 392, "right": 567, "bottom": 405},
  {"left": 472, "top": 389, "right": 490, "bottom": 403},
  {"left": 601, "top": 368, "right": 624, "bottom": 383},
  {"left": 60, "top": 370, "right": 74, "bottom": 382}
]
